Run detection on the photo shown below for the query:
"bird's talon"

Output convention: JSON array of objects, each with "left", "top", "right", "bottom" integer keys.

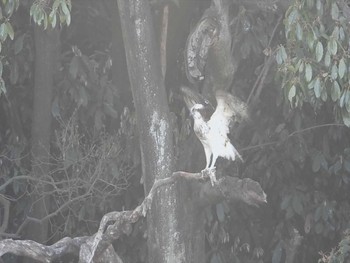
[{"left": 201, "top": 167, "right": 217, "bottom": 186}]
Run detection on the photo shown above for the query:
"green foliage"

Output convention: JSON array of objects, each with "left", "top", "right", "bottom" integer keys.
[
  {"left": 30, "top": 0, "right": 71, "bottom": 29},
  {"left": 319, "top": 229, "right": 350, "bottom": 263},
  {"left": 0, "top": 0, "right": 19, "bottom": 96},
  {"left": 277, "top": 0, "right": 350, "bottom": 126},
  {"left": 56, "top": 45, "right": 119, "bottom": 132}
]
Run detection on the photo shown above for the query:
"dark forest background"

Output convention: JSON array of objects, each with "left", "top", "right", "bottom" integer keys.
[{"left": 1, "top": 0, "right": 350, "bottom": 262}]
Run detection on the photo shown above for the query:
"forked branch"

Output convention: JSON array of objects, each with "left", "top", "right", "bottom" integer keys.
[{"left": 0, "top": 171, "right": 266, "bottom": 263}]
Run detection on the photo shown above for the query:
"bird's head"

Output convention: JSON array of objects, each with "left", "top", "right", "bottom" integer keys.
[
  {"left": 181, "top": 86, "right": 215, "bottom": 121},
  {"left": 190, "top": 104, "right": 205, "bottom": 119}
]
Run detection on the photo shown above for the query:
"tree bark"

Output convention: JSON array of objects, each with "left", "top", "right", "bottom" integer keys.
[
  {"left": 116, "top": 1, "right": 193, "bottom": 262},
  {"left": 25, "top": 25, "right": 59, "bottom": 259}
]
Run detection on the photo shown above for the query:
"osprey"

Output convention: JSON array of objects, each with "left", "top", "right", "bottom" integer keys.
[{"left": 181, "top": 87, "right": 247, "bottom": 182}]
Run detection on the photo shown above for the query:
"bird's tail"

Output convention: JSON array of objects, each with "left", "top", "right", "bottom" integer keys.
[{"left": 227, "top": 143, "right": 244, "bottom": 162}]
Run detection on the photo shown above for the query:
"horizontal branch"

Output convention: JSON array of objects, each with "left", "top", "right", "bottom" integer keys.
[
  {"left": 0, "top": 170, "right": 266, "bottom": 263},
  {"left": 0, "top": 237, "right": 88, "bottom": 263}
]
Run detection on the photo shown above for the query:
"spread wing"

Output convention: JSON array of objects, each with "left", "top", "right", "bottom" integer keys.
[
  {"left": 208, "top": 90, "right": 248, "bottom": 134},
  {"left": 208, "top": 91, "right": 232, "bottom": 135},
  {"left": 208, "top": 90, "right": 247, "bottom": 162}
]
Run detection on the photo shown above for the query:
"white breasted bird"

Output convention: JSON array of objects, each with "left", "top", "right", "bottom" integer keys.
[{"left": 181, "top": 87, "right": 247, "bottom": 184}]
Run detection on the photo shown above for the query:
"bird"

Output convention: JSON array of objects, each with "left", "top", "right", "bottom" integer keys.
[{"left": 181, "top": 86, "right": 247, "bottom": 180}]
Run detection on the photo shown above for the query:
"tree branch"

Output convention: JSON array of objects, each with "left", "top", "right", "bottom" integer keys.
[{"left": 0, "top": 171, "right": 266, "bottom": 263}]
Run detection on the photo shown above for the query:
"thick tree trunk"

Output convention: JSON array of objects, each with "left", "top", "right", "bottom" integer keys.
[
  {"left": 25, "top": 25, "right": 59, "bottom": 259},
  {"left": 117, "top": 1, "right": 200, "bottom": 262}
]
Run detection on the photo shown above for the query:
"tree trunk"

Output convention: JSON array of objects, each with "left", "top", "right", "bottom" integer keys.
[
  {"left": 108, "top": 1, "right": 132, "bottom": 112},
  {"left": 25, "top": 25, "right": 59, "bottom": 260},
  {"left": 117, "top": 1, "right": 205, "bottom": 262}
]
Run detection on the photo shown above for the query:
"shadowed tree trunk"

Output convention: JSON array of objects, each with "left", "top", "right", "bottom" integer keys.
[
  {"left": 25, "top": 25, "right": 59, "bottom": 261},
  {"left": 116, "top": 1, "right": 206, "bottom": 262}
]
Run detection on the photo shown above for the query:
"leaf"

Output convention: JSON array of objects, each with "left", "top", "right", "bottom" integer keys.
[
  {"left": 314, "top": 206, "right": 322, "bottom": 222},
  {"left": 276, "top": 48, "right": 283, "bottom": 64},
  {"left": 287, "top": 8, "right": 298, "bottom": 26},
  {"left": 324, "top": 51, "right": 331, "bottom": 67},
  {"left": 331, "top": 64, "right": 338, "bottom": 80},
  {"left": 0, "top": 60, "right": 3, "bottom": 77},
  {"left": 331, "top": 2, "right": 339, "bottom": 20},
  {"left": 321, "top": 83, "right": 327, "bottom": 102},
  {"left": 332, "top": 160, "right": 342, "bottom": 174},
  {"left": 314, "top": 77, "right": 321, "bottom": 98},
  {"left": 49, "top": 10, "right": 57, "bottom": 29},
  {"left": 0, "top": 23, "right": 7, "bottom": 41},
  {"left": 331, "top": 81, "right": 341, "bottom": 102},
  {"left": 292, "top": 195, "right": 303, "bottom": 215},
  {"left": 339, "top": 26, "right": 345, "bottom": 41},
  {"left": 272, "top": 241, "right": 283, "bottom": 263},
  {"left": 0, "top": 78, "right": 5, "bottom": 95},
  {"left": 275, "top": 123, "right": 286, "bottom": 134},
  {"left": 281, "top": 195, "right": 291, "bottom": 210},
  {"left": 276, "top": 46, "right": 287, "bottom": 64},
  {"left": 338, "top": 58, "right": 346, "bottom": 79},
  {"left": 306, "top": 31, "right": 315, "bottom": 50},
  {"left": 281, "top": 46, "right": 287, "bottom": 61},
  {"left": 65, "top": 11, "right": 71, "bottom": 26},
  {"left": 288, "top": 85, "right": 296, "bottom": 102},
  {"left": 322, "top": 204, "right": 330, "bottom": 221},
  {"left": 296, "top": 22, "right": 303, "bottom": 41},
  {"left": 216, "top": 203, "right": 225, "bottom": 223},
  {"left": 332, "top": 26, "right": 339, "bottom": 40},
  {"left": 327, "top": 38, "right": 337, "bottom": 56},
  {"left": 305, "top": 63, "right": 312, "bottom": 82},
  {"left": 61, "top": 1, "right": 70, "bottom": 16},
  {"left": 79, "top": 87, "right": 89, "bottom": 107},
  {"left": 340, "top": 91, "right": 346, "bottom": 108},
  {"left": 298, "top": 61, "right": 304, "bottom": 73},
  {"left": 316, "top": 0, "right": 323, "bottom": 15},
  {"left": 315, "top": 41, "right": 323, "bottom": 62},
  {"left": 346, "top": 92, "right": 350, "bottom": 112},
  {"left": 5, "top": 22, "right": 14, "bottom": 40},
  {"left": 51, "top": 96, "right": 61, "bottom": 119},
  {"left": 342, "top": 109, "right": 350, "bottom": 127}
]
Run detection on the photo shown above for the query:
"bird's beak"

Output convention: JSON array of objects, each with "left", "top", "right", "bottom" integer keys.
[{"left": 181, "top": 86, "right": 204, "bottom": 110}]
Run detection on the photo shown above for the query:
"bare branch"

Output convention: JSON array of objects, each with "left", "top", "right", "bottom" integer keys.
[
  {"left": 0, "top": 236, "right": 88, "bottom": 262},
  {"left": 247, "top": 15, "right": 283, "bottom": 105},
  {"left": 0, "top": 170, "right": 265, "bottom": 262},
  {"left": 241, "top": 123, "right": 346, "bottom": 153}
]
